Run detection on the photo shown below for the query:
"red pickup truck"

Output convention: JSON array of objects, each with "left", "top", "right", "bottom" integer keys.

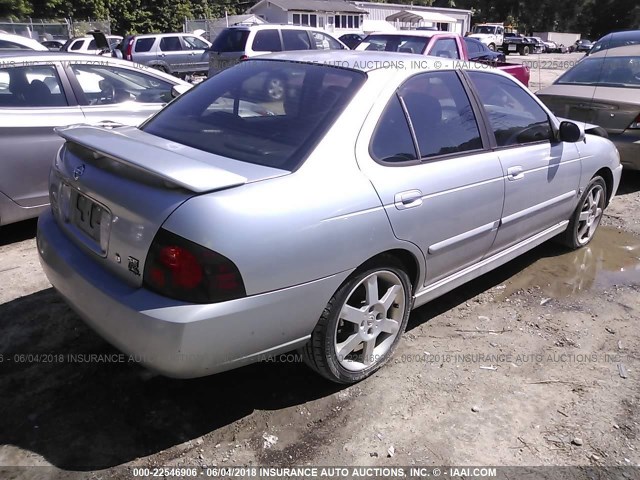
[{"left": 356, "top": 31, "right": 531, "bottom": 87}]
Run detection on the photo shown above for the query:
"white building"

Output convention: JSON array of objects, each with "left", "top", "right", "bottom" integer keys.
[
  {"left": 353, "top": 2, "right": 472, "bottom": 35},
  {"left": 248, "top": 0, "right": 367, "bottom": 35}
]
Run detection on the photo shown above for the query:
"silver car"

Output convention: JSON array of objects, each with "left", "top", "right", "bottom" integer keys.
[
  {"left": 0, "top": 51, "right": 190, "bottom": 226},
  {"left": 38, "top": 51, "right": 622, "bottom": 384}
]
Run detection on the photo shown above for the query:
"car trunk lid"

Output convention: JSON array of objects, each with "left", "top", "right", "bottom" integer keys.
[
  {"left": 51, "top": 125, "right": 287, "bottom": 287},
  {"left": 538, "top": 85, "right": 640, "bottom": 134}
]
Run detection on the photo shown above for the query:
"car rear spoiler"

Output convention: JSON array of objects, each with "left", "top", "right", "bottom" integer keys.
[{"left": 55, "top": 125, "right": 248, "bottom": 193}]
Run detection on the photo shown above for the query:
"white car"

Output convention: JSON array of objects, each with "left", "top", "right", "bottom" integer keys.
[
  {"left": 62, "top": 35, "right": 123, "bottom": 55},
  {"left": 0, "top": 33, "right": 49, "bottom": 51}
]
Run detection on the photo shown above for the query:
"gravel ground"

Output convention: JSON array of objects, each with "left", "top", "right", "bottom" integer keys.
[{"left": 0, "top": 52, "right": 639, "bottom": 479}]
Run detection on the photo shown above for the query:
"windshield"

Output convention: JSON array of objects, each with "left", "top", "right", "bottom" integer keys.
[
  {"left": 555, "top": 56, "right": 640, "bottom": 87},
  {"left": 472, "top": 26, "right": 496, "bottom": 34},
  {"left": 357, "top": 35, "right": 429, "bottom": 54},
  {"left": 211, "top": 29, "right": 250, "bottom": 52},
  {"left": 142, "top": 60, "right": 366, "bottom": 171}
]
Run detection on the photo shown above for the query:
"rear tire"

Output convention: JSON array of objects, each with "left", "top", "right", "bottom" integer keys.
[
  {"left": 519, "top": 45, "right": 530, "bottom": 56},
  {"left": 488, "top": 43, "right": 496, "bottom": 51},
  {"left": 560, "top": 176, "right": 606, "bottom": 249},
  {"left": 152, "top": 64, "right": 168, "bottom": 73},
  {"left": 301, "top": 256, "right": 412, "bottom": 384}
]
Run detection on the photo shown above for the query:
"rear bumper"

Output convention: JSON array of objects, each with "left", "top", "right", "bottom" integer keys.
[
  {"left": 37, "top": 211, "right": 348, "bottom": 378},
  {"left": 611, "top": 130, "right": 640, "bottom": 170}
]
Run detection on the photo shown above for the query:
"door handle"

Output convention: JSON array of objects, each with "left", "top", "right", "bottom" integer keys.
[
  {"left": 93, "top": 120, "right": 125, "bottom": 129},
  {"left": 394, "top": 190, "right": 423, "bottom": 210},
  {"left": 507, "top": 166, "right": 524, "bottom": 181}
]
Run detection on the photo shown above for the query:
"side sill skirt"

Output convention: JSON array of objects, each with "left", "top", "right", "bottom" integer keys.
[{"left": 413, "top": 220, "right": 569, "bottom": 309}]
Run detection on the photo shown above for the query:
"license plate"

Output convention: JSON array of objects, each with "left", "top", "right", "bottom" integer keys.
[
  {"left": 72, "top": 191, "right": 106, "bottom": 243},
  {"left": 508, "top": 44, "right": 517, "bottom": 51}
]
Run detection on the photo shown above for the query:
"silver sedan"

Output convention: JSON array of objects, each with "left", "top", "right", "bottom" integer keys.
[
  {"left": 0, "top": 51, "right": 190, "bottom": 227},
  {"left": 37, "top": 51, "right": 621, "bottom": 384}
]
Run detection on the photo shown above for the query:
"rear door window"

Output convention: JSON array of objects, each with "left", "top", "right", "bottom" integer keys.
[
  {"left": 310, "top": 31, "right": 344, "bottom": 50},
  {"left": 69, "top": 39, "right": 84, "bottom": 51},
  {"left": 159, "top": 36, "right": 183, "bottom": 52},
  {"left": 183, "top": 36, "right": 209, "bottom": 50},
  {"left": 370, "top": 95, "right": 417, "bottom": 163},
  {"left": 0, "top": 65, "right": 67, "bottom": 107},
  {"left": 399, "top": 71, "right": 481, "bottom": 158},
  {"left": 134, "top": 37, "right": 155, "bottom": 52},
  {"left": 71, "top": 64, "right": 173, "bottom": 105},
  {"left": 211, "top": 29, "right": 250, "bottom": 52},
  {"left": 282, "top": 30, "right": 312, "bottom": 50},
  {"left": 252, "top": 30, "right": 282, "bottom": 52},
  {"left": 430, "top": 38, "right": 460, "bottom": 59}
]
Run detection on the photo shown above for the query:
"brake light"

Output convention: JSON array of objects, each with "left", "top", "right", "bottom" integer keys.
[
  {"left": 125, "top": 38, "right": 134, "bottom": 61},
  {"left": 144, "top": 229, "right": 246, "bottom": 303},
  {"left": 629, "top": 114, "right": 640, "bottom": 129}
]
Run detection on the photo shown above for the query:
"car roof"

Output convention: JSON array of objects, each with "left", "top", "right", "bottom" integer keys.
[
  {"left": 223, "top": 24, "right": 338, "bottom": 33},
  {"left": 598, "top": 30, "right": 640, "bottom": 41},
  {"left": 255, "top": 49, "right": 492, "bottom": 74},
  {"left": 589, "top": 44, "right": 640, "bottom": 57},
  {"left": 366, "top": 30, "right": 448, "bottom": 38},
  {"left": 70, "top": 35, "right": 122, "bottom": 40},
  {"left": 133, "top": 32, "right": 206, "bottom": 38}
]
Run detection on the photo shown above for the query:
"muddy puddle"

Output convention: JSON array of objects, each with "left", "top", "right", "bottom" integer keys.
[{"left": 499, "top": 227, "right": 640, "bottom": 298}]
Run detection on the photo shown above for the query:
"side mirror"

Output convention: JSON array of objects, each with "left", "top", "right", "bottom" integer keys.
[
  {"left": 171, "top": 84, "right": 193, "bottom": 98},
  {"left": 558, "top": 121, "right": 584, "bottom": 143}
]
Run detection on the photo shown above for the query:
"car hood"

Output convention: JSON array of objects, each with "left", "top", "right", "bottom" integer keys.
[{"left": 469, "top": 34, "right": 495, "bottom": 40}]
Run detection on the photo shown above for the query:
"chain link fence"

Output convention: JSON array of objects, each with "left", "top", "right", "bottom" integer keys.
[{"left": 0, "top": 18, "right": 111, "bottom": 41}]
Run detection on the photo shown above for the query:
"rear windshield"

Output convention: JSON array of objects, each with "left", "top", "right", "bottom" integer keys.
[
  {"left": 590, "top": 36, "right": 640, "bottom": 55},
  {"left": 211, "top": 29, "right": 250, "bottom": 52},
  {"left": 556, "top": 56, "right": 640, "bottom": 88},
  {"left": 142, "top": 60, "right": 366, "bottom": 171},
  {"left": 358, "top": 35, "right": 429, "bottom": 54}
]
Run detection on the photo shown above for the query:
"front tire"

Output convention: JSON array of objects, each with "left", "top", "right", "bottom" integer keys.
[
  {"left": 561, "top": 176, "right": 606, "bottom": 249},
  {"left": 488, "top": 43, "right": 496, "bottom": 51},
  {"left": 519, "top": 45, "right": 530, "bottom": 56},
  {"left": 301, "top": 257, "right": 412, "bottom": 384}
]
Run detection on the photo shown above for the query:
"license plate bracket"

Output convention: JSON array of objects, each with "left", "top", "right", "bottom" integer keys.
[{"left": 72, "top": 190, "right": 105, "bottom": 244}]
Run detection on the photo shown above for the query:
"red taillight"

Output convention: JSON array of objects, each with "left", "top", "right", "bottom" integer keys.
[
  {"left": 125, "top": 38, "right": 134, "bottom": 61},
  {"left": 159, "top": 245, "right": 203, "bottom": 289},
  {"left": 144, "top": 229, "right": 246, "bottom": 303},
  {"left": 629, "top": 114, "right": 640, "bottom": 130}
]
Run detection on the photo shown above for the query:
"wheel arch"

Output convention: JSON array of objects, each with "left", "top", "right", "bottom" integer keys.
[
  {"left": 594, "top": 167, "right": 614, "bottom": 206},
  {"left": 355, "top": 248, "right": 422, "bottom": 295}
]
